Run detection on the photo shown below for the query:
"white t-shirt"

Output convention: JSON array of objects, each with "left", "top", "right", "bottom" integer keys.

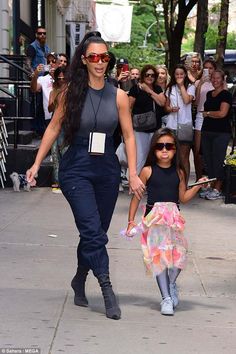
[
  {"left": 165, "top": 84, "right": 195, "bottom": 130},
  {"left": 195, "top": 80, "right": 214, "bottom": 112},
  {"left": 37, "top": 74, "right": 54, "bottom": 120}
]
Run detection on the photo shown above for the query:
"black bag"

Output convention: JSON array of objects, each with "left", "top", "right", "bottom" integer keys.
[{"left": 177, "top": 122, "right": 193, "bottom": 142}]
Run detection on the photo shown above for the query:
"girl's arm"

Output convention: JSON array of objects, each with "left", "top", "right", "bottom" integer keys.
[
  {"left": 203, "top": 102, "right": 230, "bottom": 119},
  {"left": 26, "top": 96, "right": 65, "bottom": 182},
  {"left": 127, "top": 167, "right": 151, "bottom": 234},
  {"left": 117, "top": 89, "right": 145, "bottom": 200},
  {"left": 165, "top": 96, "right": 179, "bottom": 113},
  {"left": 178, "top": 170, "right": 208, "bottom": 203}
]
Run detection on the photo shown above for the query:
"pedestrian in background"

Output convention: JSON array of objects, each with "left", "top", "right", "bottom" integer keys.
[
  {"left": 26, "top": 32, "right": 144, "bottom": 320},
  {"left": 129, "top": 64, "right": 166, "bottom": 174},
  {"left": 126, "top": 128, "right": 207, "bottom": 316},
  {"left": 201, "top": 69, "right": 232, "bottom": 200},
  {"left": 165, "top": 64, "right": 195, "bottom": 182}
]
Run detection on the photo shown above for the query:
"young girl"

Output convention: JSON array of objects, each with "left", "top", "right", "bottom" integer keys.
[{"left": 126, "top": 127, "right": 207, "bottom": 316}]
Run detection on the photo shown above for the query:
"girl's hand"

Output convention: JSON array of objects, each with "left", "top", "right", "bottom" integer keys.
[
  {"left": 195, "top": 176, "right": 210, "bottom": 188},
  {"left": 129, "top": 174, "right": 145, "bottom": 200},
  {"left": 26, "top": 164, "right": 39, "bottom": 183},
  {"left": 176, "top": 78, "right": 184, "bottom": 86}
]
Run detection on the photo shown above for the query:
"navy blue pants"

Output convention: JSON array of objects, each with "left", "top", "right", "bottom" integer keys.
[
  {"left": 201, "top": 131, "right": 231, "bottom": 180},
  {"left": 59, "top": 136, "right": 120, "bottom": 277}
]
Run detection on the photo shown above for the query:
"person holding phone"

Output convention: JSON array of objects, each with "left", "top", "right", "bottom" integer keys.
[
  {"left": 116, "top": 58, "right": 133, "bottom": 92},
  {"left": 194, "top": 58, "right": 217, "bottom": 185}
]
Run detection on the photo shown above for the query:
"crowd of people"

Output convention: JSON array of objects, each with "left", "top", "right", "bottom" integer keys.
[{"left": 26, "top": 29, "right": 233, "bottom": 319}]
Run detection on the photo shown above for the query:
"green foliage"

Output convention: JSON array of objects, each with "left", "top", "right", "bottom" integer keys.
[
  {"left": 205, "top": 25, "right": 236, "bottom": 49},
  {"left": 110, "top": 0, "right": 165, "bottom": 67}
]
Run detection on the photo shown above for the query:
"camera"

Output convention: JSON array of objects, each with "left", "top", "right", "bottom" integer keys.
[{"left": 43, "top": 64, "right": 50, "bottom": 72}]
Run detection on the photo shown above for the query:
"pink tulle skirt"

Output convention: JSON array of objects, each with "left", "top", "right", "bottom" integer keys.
[{"left": 140, "top": 202, "right": 187, "bottom": 276}]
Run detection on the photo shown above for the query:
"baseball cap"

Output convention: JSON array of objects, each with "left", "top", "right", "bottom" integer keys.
[
  {"left": 117, "top": 58, "right": 129, "bottom": 66},
  {"left": 47, "top": 52, "right": 58, "bottom": 60}
]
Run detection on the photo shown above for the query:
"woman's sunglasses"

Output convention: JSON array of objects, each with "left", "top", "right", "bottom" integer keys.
[
  {"left": 145, "top": 73, "right": 155, "bottom": 78},
  {"left": 84, "top": 53, "right": 110, "bottom": 63},
  {"left": 155, "top": 143, "right": 176, "bottom": 151},
  {"left": 57, "top": 77, "right": 65, "bottom": 81}
]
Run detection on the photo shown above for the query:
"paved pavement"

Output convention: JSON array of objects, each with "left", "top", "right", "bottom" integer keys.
[{"left": 0, "top": 185, "right": 236, "bottom": 354}]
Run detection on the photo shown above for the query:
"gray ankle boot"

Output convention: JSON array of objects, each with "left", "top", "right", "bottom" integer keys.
[
  {"left": 97, "top": 274, "right": 121, "bottom": 320},
  {"left": 71, "top": 265, "right": 89, "bottom": 307}
]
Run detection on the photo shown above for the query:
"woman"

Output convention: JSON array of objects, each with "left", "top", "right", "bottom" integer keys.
[
  {"left": 165, "top": 64, "right": 195, "bottom": 181},
  {"left": 185, "top": 52, "right": 202, "bottom": 83},
  {"left": 156, "top": 64, "right": 169, "bottom": 91},
  {"left": 26, "top": 32, "right": 144, "bottom": 320},
  {"left": 48, "top": 66, "right": 67, "bottom": 193},
  {"left": 128, "top": 64, "right": 166, "bottom": 174},
  {"left": 194, "top": 58, "right": 217, "bottom": 182},
  {"left": 202, "top": 69, "right": 232, "bottom": 200}
]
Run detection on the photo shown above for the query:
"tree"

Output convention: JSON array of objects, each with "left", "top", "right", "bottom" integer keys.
[
  {"left": 216, "top": 0, "right": 229, "bottom": 68},
  {"left": 194, "top": 0, "right": 208, "bottom": 59},
  {"left": 155, "top": 0, "right": 198, "bottom": 71}
]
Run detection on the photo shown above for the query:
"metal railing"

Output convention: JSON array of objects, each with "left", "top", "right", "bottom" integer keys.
[{"left": 0, "top": 54, "right": 33, "bottom": 148}]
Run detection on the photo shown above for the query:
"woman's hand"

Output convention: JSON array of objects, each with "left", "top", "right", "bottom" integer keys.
[
  {"left": 129, "top": 174, "right": 145, "bottom": 200},
  {"left": 138, "top": 82, "right": 152, "bottom": 95},
  {"left": 26, "top": 163, "right": 40, "bottom": 184}
]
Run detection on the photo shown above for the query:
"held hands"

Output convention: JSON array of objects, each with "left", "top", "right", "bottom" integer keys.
[
  {"left": 129, "top": 174, "right": 145, "bottom": 200},
  {"left": 118, "top": 71, "right": 130, "bottom": 81}
]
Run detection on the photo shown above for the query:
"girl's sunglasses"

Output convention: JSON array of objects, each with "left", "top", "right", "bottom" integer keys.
[
  {"left": 145, "top": 73, "right": 155, "bottom": 78},
  {"left": 155, "top": 143, "right": 176, "bottom": 151},
  {"left": 57, "top": 77, "right": 65, "bottom": 81},
  {"left": 84, "top": 52, "right": 110, "bottom": 63}
]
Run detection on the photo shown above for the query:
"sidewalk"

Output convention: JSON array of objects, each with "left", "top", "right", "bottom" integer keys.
[{"left": 0, "top": 187, "right": 236, "bottom": 354}]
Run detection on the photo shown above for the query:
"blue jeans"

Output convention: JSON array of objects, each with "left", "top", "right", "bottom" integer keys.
[{"left": 58, "top": 136, "right": 120, "bottom": 276}]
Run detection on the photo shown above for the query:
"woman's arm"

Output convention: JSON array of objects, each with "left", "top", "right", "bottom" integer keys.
[
  {"left": 178, "top": 84, "right": 194, "bottom": 105},
  {"left": 117, "top": 88, "right": 145, "bottom": 199},
  {"left": 48, "top": 90, "right": 56, "bottom": 113},
  {"left": 139, "top": 83, "right": 166, "bottom": 107},
  {"left": 26, "top": 98, "right": 65, "bottom": 182},
  {"left": 129, "top": 95, "right": 136, "bottom": 112},
  {"left": 203, "top": 102, "right": 230, "bottom": 119}
]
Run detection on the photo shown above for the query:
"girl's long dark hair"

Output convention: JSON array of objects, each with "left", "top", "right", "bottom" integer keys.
[
  {"left": 53, "top": 66, "right": 67, "bottom": 89},
  {"left": 144, "top": 127, "right": 186, "bottom": 178},
  {"left": 63, "top": 32, "right": 107, "bottom": 145},
  {"left": 166, "top": 64, "right": 191, "bottom": 97}
]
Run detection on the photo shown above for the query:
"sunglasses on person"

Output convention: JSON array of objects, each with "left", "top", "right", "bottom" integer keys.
[
  {"left": 37, "top": 32, "right": 46, "bottom": 36},
  {"left": 47, "top": 59, "right": 56, "bottom": 64},
  {"left": 57, "top": 77, "right": 65, "bottom": 81},
  {"left": 145, "top": 73, "right": 155, "bottom": 78},
  {"left": 84, "top": 52, "right": 110, "bottom": 63},
  {"left": 155, "top": 143, "right": 176, "bottom": 151}
]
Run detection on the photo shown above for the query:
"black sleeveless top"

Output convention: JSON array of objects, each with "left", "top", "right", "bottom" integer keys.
[{"left": 146, "top": 164, "right": 180, "bottom": 206}]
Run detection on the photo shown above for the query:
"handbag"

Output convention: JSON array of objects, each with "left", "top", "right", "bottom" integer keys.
[
  {"left": 175, "top": 87, "right": 193, "bottom": 142},
  {"left": 132, "top": 100, "right": 157, "bottom": 132},
  {"left": 177, "top": 122, "right": 193, "bottom": 142},
  {"left": 116, "top": 139, "right": 128, "bottom": 167}
]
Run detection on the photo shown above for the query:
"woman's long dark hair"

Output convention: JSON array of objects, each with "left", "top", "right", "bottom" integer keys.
[
  {"left": 166, "top": 64, "right": 191, "bottom": 97},
  {"left": 63, "top": 32, "right": 107, "bottom": 145},
  {"left": 144, "top": 127, "right": 186, "bottom": 178}
]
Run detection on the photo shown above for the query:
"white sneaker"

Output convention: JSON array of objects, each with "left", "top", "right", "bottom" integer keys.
[
  {"left": 205, "top": 188, "right": 223, "bottom": 200},
  {"left": 170, "top": 283, "right": 179, "bottom": 308},
  {"left": 199, "top": 187, "right": 212, "bottom": 199},
  {"left": 160, "top": 296, "right": 174, "bottom": 316},
  {"left": 119, "top": 184, "right": 124, "bottom": 192}
]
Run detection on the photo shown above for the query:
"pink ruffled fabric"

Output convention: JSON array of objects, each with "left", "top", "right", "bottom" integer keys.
[{"left": 123, "top": 202, "right": 188, "bottom": 276}]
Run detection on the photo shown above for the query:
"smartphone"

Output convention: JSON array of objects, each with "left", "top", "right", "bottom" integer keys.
[
  {"left": 203, "top": 68, "right": 209, "bottom": 78},
  {"left": 188, "top": 178, "right": 216, "bottom": 188},
  {"left": 43, "top": 64, "right": 50, "bottom": 72},
  {"left": 122, "top": 63, "right": 129, "bottom": 72}
]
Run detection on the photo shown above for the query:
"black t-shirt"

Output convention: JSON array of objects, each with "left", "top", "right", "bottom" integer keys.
[
  {"left": 202, "top": 89, "right": 232, "bottom": 133},
  {"left": 128, "top": 84, "right": 163, "bottom": 131}
]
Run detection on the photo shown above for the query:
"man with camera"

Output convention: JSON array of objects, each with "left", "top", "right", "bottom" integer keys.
[
  {"left": 26, "top": 27, "right": 51, "bottom": 73},
  {"left": 30, "top": 53, "right": 59, "bottom": 126}
]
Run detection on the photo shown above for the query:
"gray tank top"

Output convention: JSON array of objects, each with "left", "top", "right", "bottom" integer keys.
[{"left": 78, "top": 82, "right": 119, "bottom": 137}]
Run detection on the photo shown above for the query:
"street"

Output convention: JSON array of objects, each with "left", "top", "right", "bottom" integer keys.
[{"left": 0, "top": 186, "right": 236, "bottom": 354}]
